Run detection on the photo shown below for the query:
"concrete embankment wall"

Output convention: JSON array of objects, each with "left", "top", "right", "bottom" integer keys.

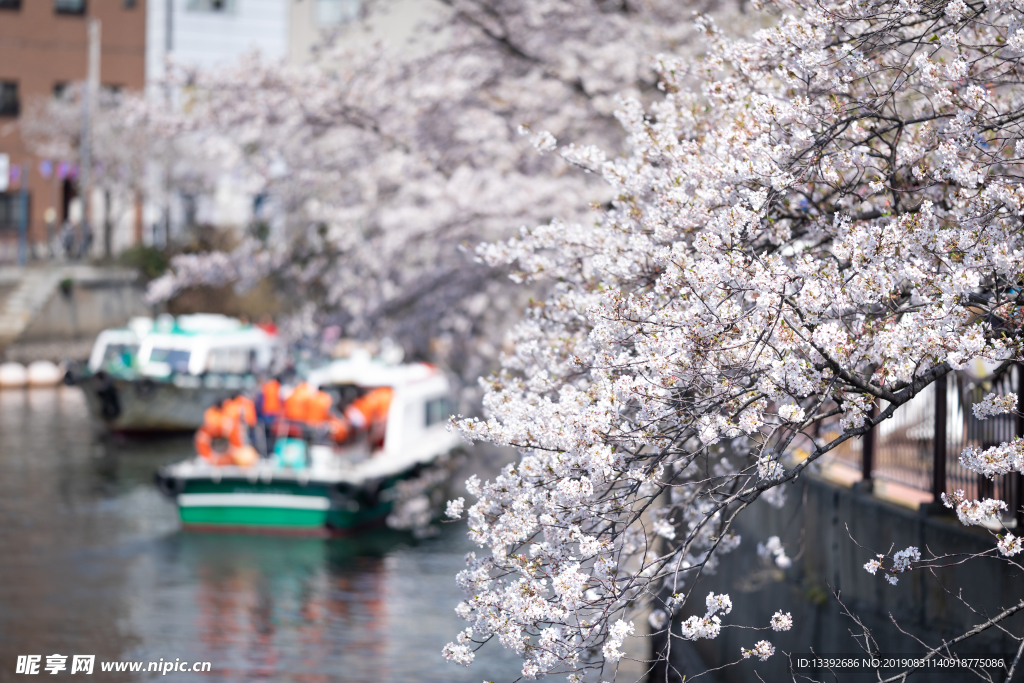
[
  {"left": 0, "top": 266, "right": 151, "bottom": 363},
  {"left": 18, "top": 274, "right": 148, "bottom": 342},
  {"left": 671, "top": 475, "right": 1024, "bottom": 682}
]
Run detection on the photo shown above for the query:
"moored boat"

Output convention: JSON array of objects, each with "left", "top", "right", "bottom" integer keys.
[
  {"left": 155, "top": 357, "right": 460, "bottom": 535},
  {"left": 70, "top": 314, "right": 281, "bottom": 432}
]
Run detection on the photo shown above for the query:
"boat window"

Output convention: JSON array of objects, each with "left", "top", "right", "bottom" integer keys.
[
  {"left": 322, "top": 384, "right": 362, "bottom": 409},
  {"left": 425, "top": 396, "right": 454, "bottom": 428},
  {"left": 206, "top": 347, "right": 252, "bottom": 374},
  {"left": 148, "top": 348, "right": 191, "bottom": 374},
  {"left": 100, "top": 343, "right": 137, "bottom": 372}
]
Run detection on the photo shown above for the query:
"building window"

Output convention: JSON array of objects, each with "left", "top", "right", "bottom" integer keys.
[
  {"left": 53, "top": 82, "right": 70, "bottom": 100},
  {"left": 55, "top": 0, "right": 85, "bottom": 14},
  {"left": 0, "top": 82, "right": 18, "bottom": 117},
  {"left": 0, "top": 192, "right": 30, "bottom": 233},
  {"left": 123, "top": 0, "right": 136, "bottom": 7},
  {"left": 316, "top": 0, "right": 360, "bottom": 25},
  {"left": 97, "top": 85, "right": 123, "bottom": 109},
  {"left": 0, "top": 0, "right": 22, "bottom": 11},
  {"left": 186, "top": 0, "right": 236, "bottom": 11}
]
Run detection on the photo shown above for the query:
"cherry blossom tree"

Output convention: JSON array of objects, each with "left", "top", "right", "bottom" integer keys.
[
  {"left": 22, "top": 85, "right": 216, "bottom": 257},
  {"left": 139, "top": 0, "right": 727, "bottom": 377},
  {"left": 444, "top": 0, "right": 1024, "bottom": 678},
  {"left": 21, "top": 87, "right": 144, "bottom": 254}
]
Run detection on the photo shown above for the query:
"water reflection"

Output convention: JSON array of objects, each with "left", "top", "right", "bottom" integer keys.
[{"left": 0, "top": 388, "right": 520, "bottom": 682}]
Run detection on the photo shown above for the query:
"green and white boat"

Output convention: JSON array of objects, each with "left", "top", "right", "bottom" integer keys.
[
  {"left": 155, "top": 357, "right": 460, "bottom": 535},
  {"left": 71, "top": 314, "right": 281, "bottom": 432}
]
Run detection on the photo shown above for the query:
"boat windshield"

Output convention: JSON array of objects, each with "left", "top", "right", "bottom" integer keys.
[
  {"left": 149, "top": 348, "right": 191, "bottom": 375},
  {"left": 99, "top": 344, "right": 137, "bottom": 373}
]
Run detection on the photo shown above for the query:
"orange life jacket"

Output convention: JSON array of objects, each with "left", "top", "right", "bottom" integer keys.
[
  {"left": 283, "top": 382, "right": 334, "bottom": 424},
  {"left": 344, "top": 387, "right": 392, "bottom": 429},
  {"left": 343, "top": 387, "right": 392, "bottom": 450},
  {"left": 308, "top": 390, "right": 333, "bottom": 424},
  {"left": 283, "top": 382, "right": 314, "bottom": 422},
  {"left": 224, "top": 395, "right": 257, "bottom": 427},
  {"left": 328, "top": 416, "right": 350, "bottom": 443},
  {"left": 261, "top": 379, "right": 282, "bottom": 416},
  {"left": 324, "top": 387, "right": 393, "bottom": 444}
]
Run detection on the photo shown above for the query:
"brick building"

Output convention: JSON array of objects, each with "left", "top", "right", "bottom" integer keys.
[{"left": 0, "top": 0, "right": 146, "bottom": 260}]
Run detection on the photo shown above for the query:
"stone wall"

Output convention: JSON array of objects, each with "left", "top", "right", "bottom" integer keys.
[
  {"left": 0, "top": 267, "right": 151, "bottom": 362},
  {"left": 666, "top": 476, "right": 1024, "bottom": 682},
  {"left": 17, "top": 271, "right": 149, "bottom": 344}
]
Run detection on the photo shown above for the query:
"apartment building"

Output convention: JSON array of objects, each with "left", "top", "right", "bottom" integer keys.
[
  {"left": 0, "top": 0, "right": 377, "bottom": 260},
  {"left": 146, "top": 0, "right": 294, "bottom": 86},
  {"left": 0, "top": 0, "right": 147, "bottom": 260}
]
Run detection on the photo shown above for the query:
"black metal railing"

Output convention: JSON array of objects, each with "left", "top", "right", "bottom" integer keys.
[{"left": 855, "top": 365, "right": 1024, "bottom": 523}]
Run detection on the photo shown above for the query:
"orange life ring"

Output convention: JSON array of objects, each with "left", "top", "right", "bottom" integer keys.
[
  {"left": 196, "top": 397, "right": 253, "bottom": 465},
  {"left": 196, "top": 426, "right": 235, "bottom": 465}
]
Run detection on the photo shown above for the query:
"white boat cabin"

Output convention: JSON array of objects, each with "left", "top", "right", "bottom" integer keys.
[
  {"left": 307, "top": 356, "right": 461, "bottom": 470},
  {"left": 88, "top": 314, "right": 281, "bottom": 379}
]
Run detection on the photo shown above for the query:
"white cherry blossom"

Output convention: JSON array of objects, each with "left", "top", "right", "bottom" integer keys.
[
  {"left": 741, "top": 640, "right": 776, "bottom": 661},
  {"left": 770, "top": 611, "right": 793, "bottom": 632}
]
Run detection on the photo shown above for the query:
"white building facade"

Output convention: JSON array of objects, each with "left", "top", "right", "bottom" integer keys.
[
  {"left": 142, "top": 0, "right": 369, "bottom": 247},
  {"left": 146, "top": 0, "right": 290, "bottom": 86},
  {"left": 146, "top": 0, "right": 369, "bottom": 91}
]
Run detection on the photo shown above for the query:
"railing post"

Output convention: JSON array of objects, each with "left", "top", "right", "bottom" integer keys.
[
  {"left": 932, "top": 373, "right": 947, "bottom": 505},
  {"left": 1016, "top": 366, "right": 1024, "bottom": 529},
  {"left": 860, "top": 399, "right": 877, "bottom": 492}
]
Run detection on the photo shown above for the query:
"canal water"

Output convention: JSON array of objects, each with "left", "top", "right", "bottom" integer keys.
[{"left": 0, "top": 387, "right": 523, "bottom": 682}]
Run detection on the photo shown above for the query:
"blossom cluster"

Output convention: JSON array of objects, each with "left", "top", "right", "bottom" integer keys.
[
  {"left": 757, "top": 536, "right": 793, "bottom": 569},
  {"left": 679, "top": 593, "right": 733, "bottom": 641},
  {"left": 602, "top": 620, "right": 635, "bottom": 662},
  {"left": 445, "top": 497, "right": 465, "bottom": 520},
  {"left": 941, "top": 490, "right": 1008, "bottom": 527},
  {"left": 998, "top": 533, "right": 1024, "bottom": 557},
  {"left": 893, "top": 547, "right": 921, "bottom": 573},
  {"left": 959, "top": 440, "right": 1024, "bottom": 479},
  {"left": 770, "top": 611, "right": 793, "bottom": 632},
  {"left": 972, "top": 392, "right": 1018, "bottom": 420},
  {"left": 741, "top": 640, "right": 776, "bottom": 661},
  {"left": 864, "top": 546, "right": 920, "bottom": 586}
]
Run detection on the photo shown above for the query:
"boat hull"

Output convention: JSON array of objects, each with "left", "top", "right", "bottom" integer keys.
[
  {"left": 76, "top": 373, "right": 250, "bottom": 432},
  {"left": 180, "top": 493, "right": 331, "bottom": 533},
  {"left": 160, "top": 472, "right": 399, "bottom": 535}
]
